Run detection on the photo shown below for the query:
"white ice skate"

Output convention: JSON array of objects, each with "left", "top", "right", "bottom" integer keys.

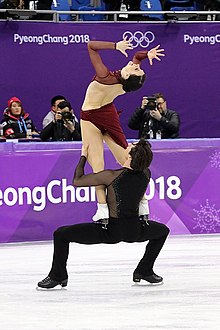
[
  {"left": 139, "top": 196, "right": 150, "bottom": 222},
  {"left": 92, "top": 203, "right": 109, "bottom": 228}
]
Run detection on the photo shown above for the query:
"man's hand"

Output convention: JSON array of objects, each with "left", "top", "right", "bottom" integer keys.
[
  {"left": 54, "top": 111, "right": 62, "bottom": 122},
  {"left": 116, "top": 37, "right": 133, "bottom": 57},
  {"left": 141, "top": 97, "right": 148, "bottom": 110},
  {"left": 148, "top": 45, "right": 165, "bottom": 66},
  {"left": 150, "top": 109, "right": 162, "bottom": 121},
  {"left": 64, "top": 120, "right": 75, "bottom": 133}
]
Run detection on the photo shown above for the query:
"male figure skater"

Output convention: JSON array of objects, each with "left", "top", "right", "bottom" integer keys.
[
  {"left": 80, "top": 38, "right": 165, "bottom": 223},
  {"left": 37, "top": 139, "right": 169, "bottom": 289}
]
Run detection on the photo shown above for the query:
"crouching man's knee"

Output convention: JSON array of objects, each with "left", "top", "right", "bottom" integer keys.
[
  {"left": 158, "top": 223, "right": 170, "bottom": 237},
  {"left": 53, "top": 226, "right": 67, "bottom": 240},
  {"left": 163, "top": 224, "right": 170, "bottom": 237}
]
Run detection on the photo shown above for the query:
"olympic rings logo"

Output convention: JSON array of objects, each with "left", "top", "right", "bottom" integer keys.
[{"left": 122, "top": 31, "right": 155, "bottom": 48}]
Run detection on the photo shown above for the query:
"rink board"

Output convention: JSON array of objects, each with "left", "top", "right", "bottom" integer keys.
[{"left": 0, "top": 139, "right": 220, "bottom": 242}]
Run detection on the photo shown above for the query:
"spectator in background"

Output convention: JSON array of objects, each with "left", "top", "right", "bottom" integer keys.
[
  {"left": 103, "top": 0, "right": 141, "bottom": 10},
  {"left": 0, "top": 0, "right": 23, "bottom": 9},
  {"left": 0, "top": 0, "right": 24, "bottom": 18},
  {"left": 103, "top": 0, "right": 142, "bottom": 21},
  {"left": 42, "top": 95, "right": 67, "bottom": 128},
  {"left": 1, "top": 96, "right": 38, "bottom": 139},
  {"left": 42, "top": 95, "right": 79, "bottom": 129},
  {"left": 103, "top": 0, "right": 121, "bottom": 10},
  {"left": 40, "top": 100, "right": 81, "bottom": 141},
  {"left": 35, "top": 0, "right": 53, "bottom": 20},
  {"left": 37, "top": 0, "right": 52, "bottom": 10},
  {"left": 206, "top": 0, "right": 220, "bottom": 20},
  {"left": 128, "top": 93, "right": 180, "bottom": 139}
]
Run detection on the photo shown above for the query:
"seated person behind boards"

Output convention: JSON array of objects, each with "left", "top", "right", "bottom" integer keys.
[
  {"left": 128, "top": 93, "right": 180, "bottom": 139},
  {"left": 40, "top": 101, "right": 81, "bottom": 141},
  {"left": 1, "top": 96, "right": 38, "bottom": 139},
  {"left": 0, "top": 1, "right": 23, "bottom": 19},
  {"left": 42, "top": 95, "right": 66, "bottom": 129},
  {"left": 42, "top": 95, "right": 79, "bottom": 129}
]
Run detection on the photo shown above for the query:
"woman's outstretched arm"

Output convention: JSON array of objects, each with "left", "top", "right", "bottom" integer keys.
[
  {"left": 87, "top": 39, "right": 133, "bottom": 77},
  {"left": 133, "top": 45, "right": 165, "bottom": 65}
]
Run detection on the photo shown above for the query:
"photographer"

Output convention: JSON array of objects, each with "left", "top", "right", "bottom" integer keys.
[
  {"left": 40, "top": 101, "right": 81, "bottom": 141},
  {"left": 128, "top": 93, "right": 180, "bottom": 139},
  {"left": 43, "top": 95, "right": 66, "bottom": 129}
]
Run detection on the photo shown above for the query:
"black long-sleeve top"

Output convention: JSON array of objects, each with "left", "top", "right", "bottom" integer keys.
[{"left": 73, "top": 156, "right": 150, "bottom": 218}]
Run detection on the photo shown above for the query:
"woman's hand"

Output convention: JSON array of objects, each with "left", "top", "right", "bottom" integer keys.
[
  {"left": 116, "top": 38, "right": 133, "bottom": 57},
  {"left": 148, "top": 45, "right": 165, "bottom": 65}
]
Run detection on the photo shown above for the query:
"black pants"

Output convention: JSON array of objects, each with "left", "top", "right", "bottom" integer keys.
[{"left": 49, "top": 218, "right": 170, "bottom": 281}]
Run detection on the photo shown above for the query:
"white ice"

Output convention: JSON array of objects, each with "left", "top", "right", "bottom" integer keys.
[{"left": 0, "top": 234, "right": 220, "bottom": 330}]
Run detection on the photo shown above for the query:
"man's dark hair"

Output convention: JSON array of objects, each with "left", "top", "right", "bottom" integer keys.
[
  {"left": 51, "top": 95, "right": 66, "bottom": 106},
  {"left": 57, "top": 101, "right": 71, "bottom": 111},
  {"left": 153, "top": 92, "right": 166, "bottom": 101},
  {"left": 129, "top": 139, "right": 153, "bottom": 171},
  {"left": 121, "top": 74, "right": 146, "bottom": 93}
]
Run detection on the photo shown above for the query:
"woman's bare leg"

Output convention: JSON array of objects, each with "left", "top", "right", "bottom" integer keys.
[
  {"left": 81, "top": 120, "right": 106, "bottom": 204},
  {"left": 103, "top": 133, "right": 127, "bottom": 166}
]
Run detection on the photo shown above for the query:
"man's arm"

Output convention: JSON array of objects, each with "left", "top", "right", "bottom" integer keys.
[
  {"left": 128, "top": 107, "right": 145, "bottom": 130},
  {"left": 73, "top": 156, "right": 113, "bottom": 187},
  {"left": 71, "top": 129, "right": 81, "bottom": 141},
  {"left": 160, "top": 111, "right": 180, "bottom": 134},
  {"left": 42, "top": 118, "right": 50, "bottom": 129},
  {"left": 72, "top": 121, "right": 82, "bottom": 140},
  {"left": 40, "top": 121, "right": 54, "bottom": 141},
  {"left": 42, "top": 112, "right": 53, "bottom": 129}
]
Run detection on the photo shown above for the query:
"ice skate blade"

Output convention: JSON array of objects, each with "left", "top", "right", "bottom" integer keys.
[
  {"left": 132, "top": 280, "right": 164, "bottom": 287},
  {"left": 36, "top": 285, "right": 67, "bottom": 291}
]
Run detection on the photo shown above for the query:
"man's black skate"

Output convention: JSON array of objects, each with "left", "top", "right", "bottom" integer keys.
[
  {"left": 133, "top": 272, "right": 163, "bottom": 284},
  {"left": 37, "top": 276, "right": 68, "bottom": 289},
  {"left": 96, "top": 218, "right": 109, "bottom": 229}
]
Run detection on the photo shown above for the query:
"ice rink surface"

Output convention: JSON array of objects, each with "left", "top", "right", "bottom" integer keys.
[{"left": 0, "top": 234, "right": 220, "bottom": 330}]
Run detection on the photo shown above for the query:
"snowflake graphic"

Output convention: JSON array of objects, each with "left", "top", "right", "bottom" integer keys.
[
  {"left": 209, "top": 150, "right": 220, "bottom": 170},
  {"left": 193, "top": 199, "right": 220, "bottom": 233}
]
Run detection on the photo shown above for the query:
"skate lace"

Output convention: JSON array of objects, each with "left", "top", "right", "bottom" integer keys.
[{"left": 41, "top": 276, "right": 51, "bottom": 283}]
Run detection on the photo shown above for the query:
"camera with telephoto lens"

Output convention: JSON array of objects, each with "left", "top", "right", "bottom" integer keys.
[
  {"left": 61, "top": 111, "right": 74, "bottom": 122},
  {"left": 145, "top": 97, "right": 157, "bottom": 111}
]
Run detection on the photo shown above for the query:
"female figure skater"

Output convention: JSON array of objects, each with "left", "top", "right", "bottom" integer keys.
[
  {"left": 37, "top": 139, "right": 169, "bottom": 289},
  {"left": 80, "top": 38, "right": 165, "bottom": 222}
]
